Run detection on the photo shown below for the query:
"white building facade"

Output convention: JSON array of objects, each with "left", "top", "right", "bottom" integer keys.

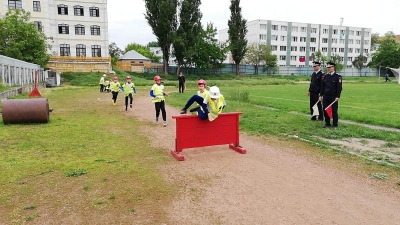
[
  {"left": 0, "top": 0, "right": 109, "bottom": 58},
  {"left": 219, "top": 19, "right": 371, "bottom": 68}
]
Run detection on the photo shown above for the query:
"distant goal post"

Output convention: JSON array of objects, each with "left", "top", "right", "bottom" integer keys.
[{"left": 387, "top": 67, "right": 400, "bottom": 84}]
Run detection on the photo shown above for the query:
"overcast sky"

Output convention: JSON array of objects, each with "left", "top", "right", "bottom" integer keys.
[{"left": 108, "top": 0, "right": 400, "bottom": 49}]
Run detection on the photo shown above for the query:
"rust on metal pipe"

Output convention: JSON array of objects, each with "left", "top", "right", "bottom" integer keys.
[{"left": 1, "top": 98, "right": 50, "bottom": 124}]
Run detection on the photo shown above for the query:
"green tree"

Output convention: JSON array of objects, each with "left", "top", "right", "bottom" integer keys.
[
  {"left": 329, "top": 54, "right": 344, "bottom": 72},
  {"left": 369, "top": 31, "right": 400, "bottom": 68},
  {"left": 144, "top": 0, "right": 178, "bottom": 74},
  {"left": 228, "top": 0, "right": 247, "bottom": 75},
  {"left": 0, "top": 9, "right": 51, "bottom": 67},
  {"left": 124, "top": 43, "right": 161, "bottom": 63},
  {"left": 147, "top": 41, "right": 159, "bottom": 47},
  {"left": 310, "top": 50, "right": 329, "bottom": 66},
  {"left": 192, "top": 23, "right": 228, "bottom": 71},
  {"left": 371, "top": 32, "right": 380, "bottom": 51},
  {"left": 263, "top": 45, "right": 278, "bottom": 73},
  {"left": 173, "top": 0, "right": 202, "bottom": 74},
  {"left": 352, "top": 54, "right": 368, "bottom": 76},
  {"left": 245, "top": 43, "right": 277, "bottom": 74},
  {"left": 109, "top": 42, "right": 123, "bottom": 58}
]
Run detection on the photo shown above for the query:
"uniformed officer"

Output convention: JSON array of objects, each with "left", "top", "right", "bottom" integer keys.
[
  {"left": 308, "top": 61, "right": 324, "bottom": 121},
  {"left": 319, "top": 62, "right": 342, "bottom": 128}
]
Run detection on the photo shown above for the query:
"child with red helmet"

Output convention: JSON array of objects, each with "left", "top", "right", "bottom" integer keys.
[
  {"left": 150, "top": 75, "right": 169, "bottom": 126},
  {"left": 122, "top": 76, "right": 136, "bottom": 111},
  {"left": 110, "top": 76, "right": 121, "bottom": 105}
]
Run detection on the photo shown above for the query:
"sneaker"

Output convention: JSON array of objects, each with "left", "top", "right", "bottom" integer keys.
[
  {"left": 189, "top": 106, "right": 200, "bottom": 113},
  {"left": 112, "top": 100, "right": 115, "bottom": 106},
  {"left": 163, "top": 121, "right": 167, "bottom": 127},
  {"left": 130, "top": 104, "right": 132, "bottom": 108},
  {"left": 125, "top": 107, "right": 127, "bottom": 111},
  {"left": 180, "top": 109, "right": 187, "bottom": 114}
]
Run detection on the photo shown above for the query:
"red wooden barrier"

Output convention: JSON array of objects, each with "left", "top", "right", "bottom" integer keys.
[{"left": 170, "top": 112, "right": 246, "bottom": 161}]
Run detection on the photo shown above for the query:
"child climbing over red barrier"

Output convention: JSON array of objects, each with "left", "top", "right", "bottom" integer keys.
[{"left": 180, "top": 86, "right": 226, "bottom": 122}]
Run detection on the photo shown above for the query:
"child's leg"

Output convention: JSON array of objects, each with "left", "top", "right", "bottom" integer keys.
[
  {"left": 129, "top": 93, "right": 133, "bottom": 106},
  {"left": 112, "top": 91, "right": 118, "bottom": 102},
  {"left": 160, "top": 101, "right": 167, "bottom": 121},
  {"left": 125, "top": 95, "right": 128, "bottom": 108},
  {"left": 182, "top": 95, "right": 204, "bottom": 110},
  {"left": 196, "top": 108, "right": 208, "bottom": 120},
  {"left": 155, "top": 102, "right": 161, "bottom": 119}
]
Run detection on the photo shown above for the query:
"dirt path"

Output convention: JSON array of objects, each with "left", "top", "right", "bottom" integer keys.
[{"left": 127, "top": 96, "right": 400, "bottom": 225}]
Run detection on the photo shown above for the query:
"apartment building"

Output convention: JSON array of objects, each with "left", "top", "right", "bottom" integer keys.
[
  {"left": 0, "top": 0, "right": 110, "bottom": 72},
  {"left": 219, "top": 19, "right": 372, "bottom": 68}
]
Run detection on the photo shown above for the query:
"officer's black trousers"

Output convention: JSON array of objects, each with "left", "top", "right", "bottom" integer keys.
[
  {"left": 323, "top": 95, "right": 339, "bottom": 126},
  {"left": 310, "top": 92, "right": 323, "bottom": 120},
  {"left": 179, "top": 82, "right": 185, "bottom": 93}
]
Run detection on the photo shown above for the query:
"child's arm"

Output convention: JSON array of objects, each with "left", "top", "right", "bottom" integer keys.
[{"left": 133, "top": 87, "right": 136, "bottom": 94}]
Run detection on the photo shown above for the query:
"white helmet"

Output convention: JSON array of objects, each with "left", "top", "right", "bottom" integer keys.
[
  {"left": 209, "top": 86, "right": 221, "bottom": 98},
  {"left": 103, "top": 74, "right": 106, "bottom": 77}
]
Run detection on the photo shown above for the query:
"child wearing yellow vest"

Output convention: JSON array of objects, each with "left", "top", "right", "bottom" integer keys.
[
  {"left": 150, "top": 75, "right": 169, "bottom": 126},
  {"left": 122, "top": 76, "right": 136, "bottom": 111},
  {"left": 110, "top": 76, "right": 121, "bottom": 105},
  {"left": 180, "top": 86, "right": 225, "bottom": 121}
]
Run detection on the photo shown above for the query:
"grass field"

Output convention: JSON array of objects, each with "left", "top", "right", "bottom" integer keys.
[{"left": 1, "top": 71, "right": 399, "bottom": 222}]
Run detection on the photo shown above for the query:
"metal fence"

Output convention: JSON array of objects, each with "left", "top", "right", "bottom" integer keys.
[
  {"left": 147, "top": 63, "right": 380, "bottom": 77},
  {"left": 0, "top": 55, "right": 44, "bottom": 87}
]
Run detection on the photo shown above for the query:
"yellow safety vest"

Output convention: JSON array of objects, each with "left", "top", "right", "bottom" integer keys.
[
  {"left": 151, "top": 84, "right": 165, "bottom": 103},
  {"left": 99, "top": 77, "right": 105, "bottom": 85},
  {"left": 110, "top": 82, "right": 121, "bottom": 92},
  {"left": 197, "top": 89, "right": 209, "bottom": 98},
  {"left": 206, "top": 94, "right": 225, "bottom": 121},
  {"left": 122, "top": 82, "right": 135, "bottom": 96}
]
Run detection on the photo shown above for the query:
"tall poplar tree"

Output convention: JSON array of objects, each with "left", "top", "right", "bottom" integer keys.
[
  {"left": 227, "top": 0, "right": 247, "bottom": 75},
  {"left": 144, "top": 0, "right": 178, "bottom": 74}
]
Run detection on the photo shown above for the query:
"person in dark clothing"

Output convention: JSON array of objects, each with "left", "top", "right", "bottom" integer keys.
[
  {"left": 385, "top": 73, "right": 391, "bottom": 82},
  {"left": 308, "top": 61, "right": 324, "bottom": 121},
  {"left": 319, "top": 62, "right": 343, "bottom": 129},
  {"left": 178, "top": 71, "right": 186, "bottom": 93}
]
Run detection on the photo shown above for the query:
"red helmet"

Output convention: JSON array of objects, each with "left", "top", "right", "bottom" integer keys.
[
  {"left": 154, "top": 75, "right": 161, "bottom": 81},
  {"left": 197, "top": 79, "right": 206, "bottom": 85},
  {"left": 126, "top": 76, "right": 132, "bottom": 80}
]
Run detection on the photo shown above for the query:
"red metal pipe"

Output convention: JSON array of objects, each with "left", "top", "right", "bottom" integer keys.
[{"left": 2, "top": 98, "right": 50, "bottom": 124}]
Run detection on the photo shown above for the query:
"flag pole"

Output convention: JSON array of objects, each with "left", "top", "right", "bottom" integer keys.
[{"left": 324, "top": 100, "right": 336, "bottom": 110}]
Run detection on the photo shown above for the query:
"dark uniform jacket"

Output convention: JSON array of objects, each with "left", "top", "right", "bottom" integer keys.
[
  {"left": 308, "top": 70, "right": 324, "bottom": 94},
  {"left": 178, "top": 75, "right": 185, "bottom": 83},
  {"left": 320, "top": 72, "right": 343, "bottom": 98}
]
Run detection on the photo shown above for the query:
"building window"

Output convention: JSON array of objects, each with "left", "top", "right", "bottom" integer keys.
[
  {"left": 8, "top": 0, "right": 22, "bottom": 9},
  {"left": 322, "top": 38, "right": 328, "bottom": 43},
  {"left": 58, "top": 24, "right": 69, "bottom": 34},
  {"left": 60, "top": 44, "right": 70, "bottom": 56},
  {"left": 340, "top": 39, "right": 345, "bottom": 44},
  {"left": 76, "top": 44, "right": 86, "bottom": 57},
  {"left": 322, "top": 47, "right": 328, "bottom": 52},
  {"left": 259, "top": 34, "right": 266, "bottom": 40},
  {"left": 300, "top": 47, "right": 306, "bottom": 52},
  {"left": 290, "top": 56, "right": 297, "bottom": 61},
  {"left": 271, "top": 45, "right": 278, "bottom": 51},
  {"left": 364, "top": 49, "right": 369, "bottom": 53},
  {"left": 281, "top": 26, "right": 287, "bottom": 31},
  {"left": 349, "top": 39, "right": 354, "bottom": 44},
  {"left": 310, "top": 37, "right": 316, "bottom": 43},
  {"left": 340, "top": 30, "right": 345, "bottom": 35},
  {"left": 348, "top": 48, "right": 353, "bottom": 53},
  {"left": 280, "top": 46, "right": 286, "bottom": 51},
  {"left": 356, "top": 31, "right": 361, "bottom": 36},
  {"left": 92, "top": 45, "right": 101, "bottom": 57},
  {"left": 355, "top": 48, "right": 360, "bottom": 53},
  {"left": 91, "top": 25, "right": 101, "bottom": 35},
  {"left": 310, "top": 47, "right": 316, "bottom": 52},
  {"left": 90, "top": 7, "right": 100, "bottom": 17},
  {"left": 271, "top": 35, "right": 278, "bottom": 41},
  {"left": 332, "top": 48, "right": 337, "bottom": 52},
  {"left": 279, "top": 55, "right": 286, "bottom": 61},
  {"left": 292, "top": 36, "right": 298, "bottom": 42},
  {"left": 365, "top": 31, "right": 370, "bottom": 36},
  {"left": 58, "top": 4, "right": 68, "bottom": 15},
  {"left": 349, "top": 30, "right": 354, "bottom": 35},
  {"left": 348, "top": 57, "right": 353, "bottom": 62},
  {"left": 291, "top": 46, "right": 297, "bottom": 51},
  {"left": 34, "top": 21, "right": 42, "bottom": 31},
  {"left": 364, "top": 40, "right": 369, "bottom": 45},
  {"left": 74, "top": 5, "right": 84, "bottom": 16},
  {"left": 332, "top": 38, "right": 337, "bottom": 44},
  {"left": 356, "top": 40, "right": 361, "bottom": 44},
  {"left": 33, "top": 1, "right": 41, "bottom": 11},
  {"left": 260, "top": 24, "right": 266, "bottom": 30},
  {"left": 300, "top": 37, "right": 306, "bottom": 42},
  {"left": 339, "top": 48, "right": 345, "bottom": 53},
  {"left": 323, "top": 29, "right": 328, "bottom": 34},
  {"left": 300, "top": 27, "right": 307, "bottom": 32},
  {"left": 292, "top": 26, "right": 298, "bottom": 32},
  {"left": 311, "top": 28, "right": 317, "bottom": 33},
  {"left": 280, "top": 36, "right": 286, "bottom": 41},
  {"left": 333, "top": 29, "right": 338, "bottom": 34},
  {"left": 75, "top": 24, "right": 85, "bottom": 35}
]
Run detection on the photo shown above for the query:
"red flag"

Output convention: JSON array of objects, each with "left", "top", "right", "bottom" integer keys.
[
  {"left": 299, "top": 56, "right": 305, "bottom": 62},
  {"left": 325, "top": 105, "right": 333, "bottom": 119}
]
